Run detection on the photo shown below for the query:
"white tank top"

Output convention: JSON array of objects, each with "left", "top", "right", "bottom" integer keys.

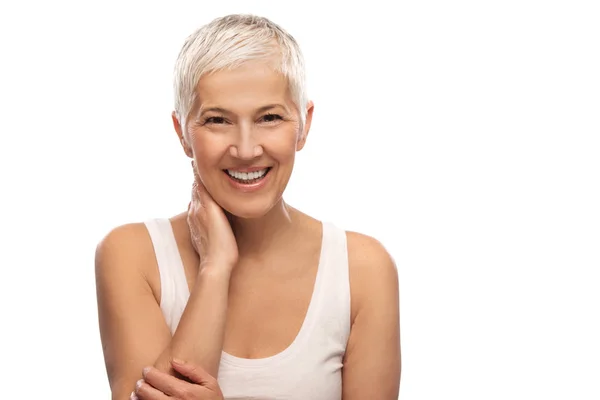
[{"left": 144, "top": 218, "right": 351, "bottom": 400}]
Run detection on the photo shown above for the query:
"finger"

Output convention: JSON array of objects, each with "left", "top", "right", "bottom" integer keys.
[
  {"left": 190, "top": 165, "right": 208, "bottom": 206},
  {"left": 141, "top": 366, "right": 192, "bottom": 398},
  {"left": 191, "top": 160, "right": 205, "bottom": 193},
  {"left": 192, "top": 159, "right": 200, "bottom": 181},
  {"left": 190, "top": 162, "right": 222, "bottom": 217},
  {"left": 190, "top": 183, "right": 201, "bottom": 210},
  {"left": 191, "top": 173, "right": 202, "bottom": 203},
  {"left": 133, "top": 378, "right": 169, "bottom": 400},
  {"left": 171, "top": 359, "right": 214, "bottom": 387}
]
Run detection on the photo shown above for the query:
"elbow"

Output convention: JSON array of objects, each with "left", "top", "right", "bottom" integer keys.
[{"left": 153, "top": 358, "right": 176, "bottom": 375}]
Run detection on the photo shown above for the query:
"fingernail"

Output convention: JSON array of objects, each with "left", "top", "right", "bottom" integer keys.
[
  {"left": 136, "top": 379, "right": 144, "bottom": 390},
  {"left": 172, "top": 358, "right": 185, "bottom": 365},
  {"left": 142, "top": 366, "right": 151, "bottom": 377},
  {"left": 130, "top": 391, "right": 139, "bottom": 400}
]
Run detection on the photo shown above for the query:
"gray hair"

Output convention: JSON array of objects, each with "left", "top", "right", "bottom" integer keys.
[{"left": 173, "top": 14, "right": 308, "bottom": 132}]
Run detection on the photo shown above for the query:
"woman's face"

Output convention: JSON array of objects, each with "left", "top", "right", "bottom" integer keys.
[{"left": 173, "top": 60, "right": 313, "bottom": 219}]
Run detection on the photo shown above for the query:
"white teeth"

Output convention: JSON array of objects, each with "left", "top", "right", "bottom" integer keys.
[{"left": 227, "top": 168, "right": 268, "bottom": 181}]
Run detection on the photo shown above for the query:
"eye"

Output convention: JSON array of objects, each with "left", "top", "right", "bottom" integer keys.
[
  {"left": 260, "top": 113, "right": 283, "bottom": 123},
  {"left": 203, "top": 116, "right": 227, "bottom": 125}
]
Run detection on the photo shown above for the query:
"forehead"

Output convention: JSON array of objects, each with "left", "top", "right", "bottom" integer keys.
[{"left": 195, "top": 61, "right": 292, "bottom": 111}]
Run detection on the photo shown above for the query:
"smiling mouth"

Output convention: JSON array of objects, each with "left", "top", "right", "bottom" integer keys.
[{"left": 224, "top": 167, "right": 272, "bottom": 184}]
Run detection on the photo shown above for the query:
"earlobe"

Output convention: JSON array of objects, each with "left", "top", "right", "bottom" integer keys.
[
  {"left": 182, "top": 139, "right": 193, "bottom": 158},
  {"left": 172, "top": 111, "right": 193, "bottom": 158},
  {"left": 296, "top": 136, "right": 305, "bottom": 151},
  {"left": 296, "top": 101, "right": 314, "bottom": 151}
]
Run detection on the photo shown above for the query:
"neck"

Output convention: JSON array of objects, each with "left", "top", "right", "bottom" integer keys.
[{"left": 229, "top": 199, "right": 297, "bottom": 258}]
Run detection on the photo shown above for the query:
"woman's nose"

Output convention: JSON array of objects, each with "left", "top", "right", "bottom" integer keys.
[{"left": 229, "top": 123, "right": 264, "bottom": 159}]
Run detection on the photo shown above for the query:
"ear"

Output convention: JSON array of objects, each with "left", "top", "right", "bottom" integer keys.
[
  {"left": 172, "top": 111, "right": 193, "bottom": 158},
  {"left": 296, "top": 100, "right": 314, "bottom": 151}
]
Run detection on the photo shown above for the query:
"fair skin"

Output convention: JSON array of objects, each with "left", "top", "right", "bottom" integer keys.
[{"left": 95, "top": 60, "right": 400, "bottom": 400}]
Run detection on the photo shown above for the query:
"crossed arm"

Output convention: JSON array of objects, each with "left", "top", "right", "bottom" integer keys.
[{"left": 95, "top": 223, "right": 231, "bottom": 399}]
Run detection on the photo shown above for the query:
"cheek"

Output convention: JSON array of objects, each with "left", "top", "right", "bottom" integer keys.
[
  {"left": 189, "top": 138, "right": 226, "bottom": 187},
  {"left": 191, "top": 134, "right": 226, "bottom": 163},
  {"left": 265, "top": 129, "right": 300, "bottom": 160}
]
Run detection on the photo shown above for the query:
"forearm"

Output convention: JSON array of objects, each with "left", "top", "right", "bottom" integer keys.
[{"left": 153, "top": 265, "right": 231, "bottom": 378}]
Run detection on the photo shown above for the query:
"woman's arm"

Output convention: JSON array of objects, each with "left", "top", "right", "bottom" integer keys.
[
  {"left": 342, "top": 233, "right": 401, "bottom": 400},
  {"left": 95, "top": 223, "right": 231, "bottom": 400}
]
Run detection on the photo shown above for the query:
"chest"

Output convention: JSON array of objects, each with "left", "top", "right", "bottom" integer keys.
[{"left": 222, "top": 257, "right": 320, "bottom": 359}]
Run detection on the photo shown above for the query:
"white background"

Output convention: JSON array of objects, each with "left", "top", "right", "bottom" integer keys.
[{"left": 1, "top": 0, "right": 599, "bottom": 399}]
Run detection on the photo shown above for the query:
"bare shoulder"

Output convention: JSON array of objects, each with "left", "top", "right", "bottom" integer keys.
[
  {"left": 95, "top": 222, "right": 154, "bottom": 268},
  {"left": 95, "top": 222, "right": 159, "bottom": 297},
  {"left": 346, "top": 231, "right": 397, "bottom": 280},
  {"left": 346, "top": 231, "right": 396, "bottom": 269},
  {"left": 345, "top": 231, "right": 399, "bottom": 321}
]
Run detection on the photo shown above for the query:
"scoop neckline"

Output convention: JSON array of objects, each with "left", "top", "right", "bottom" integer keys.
[{"left": 170, "top": 220, "right": 329, "bottom": 369}]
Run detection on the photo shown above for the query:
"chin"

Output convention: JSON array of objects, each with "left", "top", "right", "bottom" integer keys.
[{"left": 219, "top": 197, "right": 280, "bottom": 220}]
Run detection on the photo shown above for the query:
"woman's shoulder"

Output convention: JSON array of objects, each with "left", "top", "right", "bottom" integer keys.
[
  {"left": 335, "top": 227, "right": 393, "bottom": 267},
  {"left": 320, "top": 217, "right": 396, "bottom": 270},
  {"left": 94, "top": 219, "right": 159, "bottom": 285},
  {"left": 344, "top": 230, "right": 398, "bottom": 321},
  {"left": 96, "top": 220, "right": 154, "bottom": 258},
  {"left": 96, "top": 212, "right": 186, "bottom": 258}
]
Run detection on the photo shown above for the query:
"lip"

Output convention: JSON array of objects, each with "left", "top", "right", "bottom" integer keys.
[
  {"left": 225, "top": 166, "right": 270, "bottom": 173},
  {"left": 223, "top": 167, "right": 272, "bottom": 193}
]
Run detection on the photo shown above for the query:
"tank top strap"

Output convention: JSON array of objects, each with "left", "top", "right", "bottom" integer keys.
[
  {"left": 144, "top": 218, "right": 190, "bottom": 334},
  {"left": 311, "top": 221, "right": 351, "bottom": 344},
  {"left": 321, "top": 221, "right": 350, "bottom": 292},
  {"left": 321, "top": 222, "right": 349, "bottom": 271}
]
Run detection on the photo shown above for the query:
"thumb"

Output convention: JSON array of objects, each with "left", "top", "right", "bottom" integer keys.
[{"left": 171, "top": 359, "right": 213, "bottom": 386}]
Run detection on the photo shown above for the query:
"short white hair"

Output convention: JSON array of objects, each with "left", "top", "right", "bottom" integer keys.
[{"left": 173, "top": 14, "right": 308, "bottom": 131}]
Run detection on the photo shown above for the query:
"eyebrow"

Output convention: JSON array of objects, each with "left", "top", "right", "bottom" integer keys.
[
  {"left": 256, "top": 103, "right": 288, "bottom": 113},
  {"left": 198, "top": 107, "right": 229, "bottom": 116},
  {"left": 198, "top": 103, "right": 288, "bottom": 116}
]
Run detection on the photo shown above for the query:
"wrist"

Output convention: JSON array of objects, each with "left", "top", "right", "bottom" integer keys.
[{"left": 198, "top": 262, "right": 234, "bottom": 279}]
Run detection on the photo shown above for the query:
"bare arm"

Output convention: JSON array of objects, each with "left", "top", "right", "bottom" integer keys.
[
  {"left": 95, "top": 223, "right": 231, "bottom": 400},
  {"left": 154, "top": 265, "right": 231, "bottom": 374},
  {"left": 342, "top": 233, "right": 401, "bottom": 399}
]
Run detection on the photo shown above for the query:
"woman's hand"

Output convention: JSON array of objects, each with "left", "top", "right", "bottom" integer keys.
[
  {"left": 188, "top": 160, "right": 238, "bottom": 270},
  {"left": 132, "top": 360, "right": 224, "bottom": 400}
]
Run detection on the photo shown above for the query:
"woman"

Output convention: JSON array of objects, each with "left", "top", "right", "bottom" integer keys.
[{"left": 95, "top": 14, "right": 400, "bottom": 400}]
